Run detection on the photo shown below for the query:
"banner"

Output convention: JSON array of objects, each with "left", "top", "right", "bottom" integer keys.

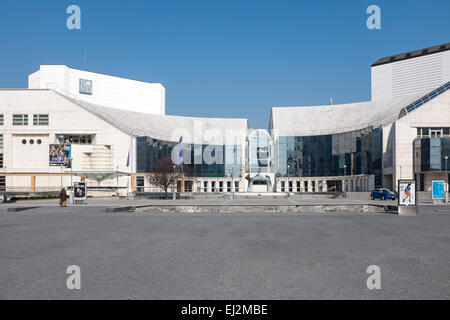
[{"left": 49, "top": 144, "right": 71, "bottom": 168}]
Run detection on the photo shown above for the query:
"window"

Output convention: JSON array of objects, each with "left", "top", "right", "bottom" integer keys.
[
  {"left": 211, "top": 181, "right": 216, "bottom": 192},
  {"left": 0, "top": 134, "right": 3, "bottom": 150},
  {"left": 280, "top": 181, "right": 285, "bottom": 192},
  {"left": 57, "top": 135, "right": 93, "bottom": 144},
  {"left": 234, "top": 181, "right": 239, "bottom": 192},
  {"left": 203, "top": 181, "right": 208, "bottom": 192},
  {"left": 33, "top": 114, "right": 49, "bottom": 126},
  {"left": 22, "top": 139, "right": 27, "bottom": 145},
  {"left": 227, "top": 181, "right": 231, "bottom": 192},
  {"left": 37, "top": 139, "right": 42, "bottom": 145},
  {"left": 219, "top": 181, "right": 223, "bottom": 192},
  {"left": 0, "top": 153, "right": 3, "bottom": 168},
  {"left": 13, "top": 114, "right": 28, "bottom": 126},
  {"left": 29, "top": 139, "right": 34, "bottom": 145},
  {"left": 0, "top": 114, "right": 3, "bottom": 125},
  {"left": 417, "top": 127, "right": 450, "bottom": 138}
]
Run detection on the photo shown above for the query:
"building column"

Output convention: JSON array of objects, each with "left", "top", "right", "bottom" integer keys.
[{"left": 31, "top": 175, "right": 36, "bottom": 193}]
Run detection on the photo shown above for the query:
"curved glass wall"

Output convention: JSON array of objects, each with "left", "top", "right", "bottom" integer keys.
[
  {"left": 277, "top": 126, "right": 382, "bottom": 183},
  {"left": 136, "top": 136, "right": 242, "bottom": 177},
  {"left": 413, "top": 138, "right": 450, "bottom": 172}
]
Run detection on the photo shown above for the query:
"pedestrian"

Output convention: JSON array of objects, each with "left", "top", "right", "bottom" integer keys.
[{"left": 59, "top": 188, "right": 68, "bottom": 207}]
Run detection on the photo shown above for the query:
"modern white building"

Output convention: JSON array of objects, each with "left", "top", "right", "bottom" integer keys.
[
  {"left": 29, "top": 65, "right": 165, "bottom": 114},
  {"left": 270, "top": 82, "right": 450, "bottom": 193},
  {"left": 1, "top": 43, "right": 450, "bottom": 196},
  {"left": 372, "top": 42, "right": 450, "bottom": 101}
]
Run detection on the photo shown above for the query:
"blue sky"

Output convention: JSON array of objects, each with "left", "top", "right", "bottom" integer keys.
[{"left": 0, "top": 0, "right": 449, "bottom": 128}]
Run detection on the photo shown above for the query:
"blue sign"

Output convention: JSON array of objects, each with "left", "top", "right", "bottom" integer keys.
[{"left": 432, "top": 181, "right": 445, "bottom": 200}]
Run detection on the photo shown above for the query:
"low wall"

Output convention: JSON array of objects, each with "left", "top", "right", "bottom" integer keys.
[{"left": 134, "top": 204, "right": 394, "bottom": 214}]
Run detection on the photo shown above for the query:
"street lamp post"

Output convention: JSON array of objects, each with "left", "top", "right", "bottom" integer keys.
[
  {"left": 70, "top": 157, "right": 73, "bottom": 204},
  {"left": 173, "top": 165, "right": 176, "bottom": 200},
  {"left": 116, "top": 166, "right": 119, "bottom": 199},
  {"left": 231, "top": 165, "right": 234, "bottom": 200},
  {"left": 445, "top": 156, "right": 449, "bottom": 203},
  {"left": 287, "top": 164, "right": 290, "bottom": 194}
]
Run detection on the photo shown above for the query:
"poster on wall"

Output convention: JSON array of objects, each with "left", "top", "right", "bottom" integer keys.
[
  {"left": 398, "top": 179, "right": 416, "bottom": 206},
  {"left": 49, "top": 144, "right": 71, "bottom": 168},
  {"left": 73, "top": 182, "right": 87, "bottom": 201},
  {"left": 432, "top": 180, "right": 445, "bottom": 200}
]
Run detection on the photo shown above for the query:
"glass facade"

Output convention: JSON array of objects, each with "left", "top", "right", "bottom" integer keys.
[
  {"left": 136, "top": 136, "right": 242, "bottom": 177},
  {"left": 414, "top": 138, "right": 450, "bottom": 172},
  {"left": 277, "top": 126, "right": 382, "bottom": 183},
  {"left": 247, "top": 130, "right": 274, "bottom": 174}
]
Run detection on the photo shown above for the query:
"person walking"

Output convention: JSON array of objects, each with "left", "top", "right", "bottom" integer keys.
[{"left": 59, "top": 188, "right": 68, "bottom": 207}]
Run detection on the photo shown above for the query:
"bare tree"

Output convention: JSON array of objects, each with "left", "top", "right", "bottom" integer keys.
[{"left": 148, "top": 156, "right": 177, "bottom": 199}]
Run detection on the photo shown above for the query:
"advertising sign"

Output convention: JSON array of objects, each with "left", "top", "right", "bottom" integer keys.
[
  {"left": 49, "top": 144, "right": 71, "bottom": 168},
  {"left": 73, "top": 182, "right": 87, "bottom": 201},
  {"left": 398, "top": 179, "right": 416, "bottom": 206},
  {"left": 79, "top": 79, "right": 93, "bottom": 95},
  {"left": 432, "top": 180, "right": 445, "bottom": 200}
]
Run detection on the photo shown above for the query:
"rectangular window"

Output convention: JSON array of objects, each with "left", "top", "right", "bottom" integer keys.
[
  {"left": 13, "top": 114, "right": 28, "bottom": 126},
  {"left": 288, "top": 181, "right": 293, "bottom": 192},
  {"left": 57, "top": 134, "right": 93, "bottom": 144},
  {"left": 296, "top": 181, "right": 301, "bottom": 192},
  {"left": 0, "top": 153, "right": 3, "bottom": 168},
  {"left": 304, "top": 181, "right": 308, "bottom": 192},
  {"left": 211, "top": 181, "right": 216, "bottom": 192},
  {"left": 0, "top": 114, "right": 3, "bottom": 125},
  {"left": 227, "top": 181, "right": 231, "bottom": 192},
  {"left": 280, "top": 181, "right": 285, "bottom": 192},
  {"left": 0, "top": 134, "right": 3, "bottom": 150},
  {"left": 234, "top": 181, "right": 239, "bottom": 193},
  {"left": 0, "top": 175, "right": 5, "bottom": 191},
  {"left": 219, "top": 181, "right": 223, "bottom": 192},
  {"left": 33, "top": 114, "right": 49, "bottom": 126},
  {"left": 203, "top": 181, "right": 208, "bottom": 192}
]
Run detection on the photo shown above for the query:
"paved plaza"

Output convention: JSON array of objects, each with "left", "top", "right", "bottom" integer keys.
[{"left": 0, "top": 204, "right": 449, "bottom": 299}]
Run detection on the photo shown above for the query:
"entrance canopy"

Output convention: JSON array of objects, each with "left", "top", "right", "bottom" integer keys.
[{"left": 73, "top": 171, "right": 130, "bottom": 183}]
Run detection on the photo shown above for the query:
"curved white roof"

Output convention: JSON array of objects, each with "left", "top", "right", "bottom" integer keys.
[
  {"left": 58, "top": 92, "right": 248, "bottom": 145},
  {"left": 270, "top": 92, "right": 427, "bottom": 137}
]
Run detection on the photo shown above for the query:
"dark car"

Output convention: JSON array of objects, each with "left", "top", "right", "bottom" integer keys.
[{"left": 371, "top": 188, "right": 396, "bottom": 200}]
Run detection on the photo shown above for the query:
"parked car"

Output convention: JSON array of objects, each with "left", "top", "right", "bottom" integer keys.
[{"left": 371, "top": 188, "right": 396, "bottom": 200}]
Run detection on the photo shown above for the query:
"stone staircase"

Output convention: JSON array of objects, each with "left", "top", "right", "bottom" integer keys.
[{"left": 82, "top": 145, "right": 113, "bottom": 171}]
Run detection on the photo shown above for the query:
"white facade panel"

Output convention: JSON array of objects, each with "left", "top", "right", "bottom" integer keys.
[
  {"left": 372, "top": 51, "right": 450, "bottom": 100},
  {"left": 28, "top": 65, "right": 165, "bottom": 115}
]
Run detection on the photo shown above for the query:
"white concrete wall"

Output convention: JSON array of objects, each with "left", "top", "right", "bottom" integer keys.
[
  {"left": 372, "top": 51, "right": 450, "bottom": 101},
  {"left": 28, "top": 65, "right": 165, "bottom": 115},
  {"left": 392, "top": 90, "right": 450, "bottom": 190},
  {"left": 0, "top": 89, "right": 134, "bottom": 191}
]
